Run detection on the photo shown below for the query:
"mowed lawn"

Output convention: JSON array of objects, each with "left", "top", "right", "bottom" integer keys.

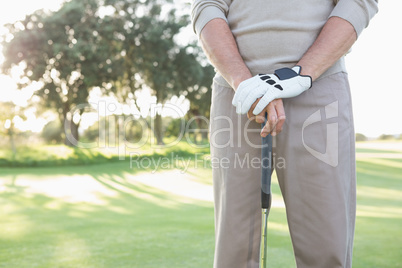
[{"left": 1, "top": 141, "right": 402, "bottom": 268}]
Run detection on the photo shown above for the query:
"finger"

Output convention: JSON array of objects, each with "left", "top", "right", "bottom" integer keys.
[
  {"left": 248, "top": 114, "right": 265, "bottom": 126},
  {"left": 234, "top": 83, "right": 256, "bottom": 112},
  {"left": 247, "top": 98, "right": 263, "bottom": 120},
  {"left": 273, "top": 99, "right": 286, "bottom": 135},
  {"left": 232, "top": 81, "right": 247, "bottom": 106},
  {"left": 253, "top": 89, "right": 274, "bottom": 115},
  {"left": 255, "top": 111, "right": 265, "bottom": 124},
  {"left": 240, "top": 85, "right": 265, "bottom": 114},
  {"left": 255, "top": 106, "right": 266, "bottom": 124},
  {"left": 261, "top": 117, "right": 277, "bottom": 137},
  {"left": 261, "top": 103, "right": 278, "bottom": 137},
  {"left": 232, "top": 76, "right": 258, "bottom": 106},
  {"left": 267, "top": 103, "right": 278, "bottom": 132},
  {"left": 247, "top": 99, "right": 257, "bottom": 119}
]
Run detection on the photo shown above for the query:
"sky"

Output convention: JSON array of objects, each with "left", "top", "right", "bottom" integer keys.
[{"left": 0, "top": 0, "right": 400, "bottom": 137}]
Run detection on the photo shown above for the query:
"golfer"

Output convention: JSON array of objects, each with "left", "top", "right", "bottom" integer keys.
[{"left": 191, "top": 1, "right": 378, "bottom": 267}]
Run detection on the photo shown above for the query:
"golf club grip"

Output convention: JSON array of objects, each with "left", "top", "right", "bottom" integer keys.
[{"left": 261, "top": 123, "right": 272, "bottom": 209}]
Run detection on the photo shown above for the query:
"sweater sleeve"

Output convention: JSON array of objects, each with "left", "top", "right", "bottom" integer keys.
[
  {"left": 191, "top": 0, "right": 232, "bottom": 37},
  {"left": 329, "top": 0, "right": 379, "bottom": 37}
]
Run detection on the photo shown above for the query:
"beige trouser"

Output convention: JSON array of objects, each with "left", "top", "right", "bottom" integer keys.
[{"left": 210, "top": 72, "right": 356, "bottom": 268}]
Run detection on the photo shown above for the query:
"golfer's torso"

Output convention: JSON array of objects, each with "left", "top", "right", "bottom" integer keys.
[{"left": 213, "top": 0, "right": 344, "bottom": 87}]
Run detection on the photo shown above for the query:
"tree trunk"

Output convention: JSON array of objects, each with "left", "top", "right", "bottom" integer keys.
[
  {"left": 201, "top": 125, "right": 209, "bottom": 141},
  {"left": 64, "top": 120, "right": 80, "bottom": 147},
  {"left": 62, "top": 110, "right": 80, "bottom": 147},
  {"left": 154, "top": 88, "right": 165, "bottom": 146},
  {"left": 154, "top": 112, "right": 164, "bottom": 145}
]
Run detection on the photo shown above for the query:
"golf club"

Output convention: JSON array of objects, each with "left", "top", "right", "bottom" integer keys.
[{"left": 260, "top": 116, "right": 273, "bottom": 268}]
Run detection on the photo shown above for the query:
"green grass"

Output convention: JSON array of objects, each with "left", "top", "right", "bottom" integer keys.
[
  {"left": 0, "top": 141, "right": 210, "bottom": 168},
  {"left": 1, "top": 142, "right": 402, "bottom": 267},
  {"left": 0, "top": 162, "right": 214, "bottom": 268},
  {"left": 353, "top": 156, "right": 402, "bottom": 268}
]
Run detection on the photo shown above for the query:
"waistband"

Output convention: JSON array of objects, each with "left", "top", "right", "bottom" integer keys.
[{"left": 213, "top": 57, "right": 346, "bottom": 89}]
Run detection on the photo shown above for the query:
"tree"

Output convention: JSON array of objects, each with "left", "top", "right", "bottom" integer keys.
[
  {"left": 0, "top": 102, "right": 26, "bottom": 157},
  {"left": 180, "top": 45, "right": 215, "bottom": 143},
  {"left": 1, "top": 0, "right": 123, "bottom": 146},
  {"left": 41, "top": 120, "right": 64, "bottom": 144},
  {"left": 355, "top": 133, "right": 367, "bottom": 142},
  {"left": 2, "top": 0, "right": 215, "bottom": 147},
  {"left": 378, "top": 134, "right": 395, "bottom": 140},
  {"left": 107, "top": 0, "right": 213, "bottom": 145}
]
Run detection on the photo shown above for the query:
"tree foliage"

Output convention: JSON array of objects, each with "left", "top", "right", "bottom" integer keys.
[
  {"left": 2, "top": 0, "right": 124, "bottom": 145},
  {"left": 105, "top": 0, "right": 214, "bottom": 144},
  {"left": 1, "top": 0, "right": 214, "bottom": 146}
]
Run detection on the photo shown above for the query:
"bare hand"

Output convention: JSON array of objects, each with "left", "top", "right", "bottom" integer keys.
[{"left": 247, "top": 98, "right": 286, "bottom": 137}]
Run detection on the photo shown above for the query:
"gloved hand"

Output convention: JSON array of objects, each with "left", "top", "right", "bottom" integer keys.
[{"left": 232, "top": 66, "right": 312, "bottom": 115}]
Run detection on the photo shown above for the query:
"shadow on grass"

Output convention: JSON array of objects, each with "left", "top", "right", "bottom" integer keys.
[
  {"left": 355, "top": 148, "right": 402, "bottom": 154},
  {"left": 356, "top": 158, "right": 402, "bottom": 190},
  {"left": 0, "top": 169, "right": 215, "bottom": 268},
  {"left": 1, "top": 152, "right": 401, "bottom": 268},
  {"left": 353, "top": 157, "right": 402, "bottom": 268}
]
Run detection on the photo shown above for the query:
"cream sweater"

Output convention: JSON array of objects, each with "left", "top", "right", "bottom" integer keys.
[{"left": 191, "top": 0, "right": 378, "bottom": 88}]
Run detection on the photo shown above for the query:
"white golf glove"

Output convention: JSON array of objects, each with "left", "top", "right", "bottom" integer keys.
[{"left": 232, "top": 66, "right": 312, "bottom": 115}]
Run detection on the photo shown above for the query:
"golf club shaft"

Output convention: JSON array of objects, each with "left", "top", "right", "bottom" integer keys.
[
  {"left": 260, "top": 117, "right": 272, "bottom": 268},
  {"left": 260, "top": 207, "right": 269, "bottom": 268}
]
